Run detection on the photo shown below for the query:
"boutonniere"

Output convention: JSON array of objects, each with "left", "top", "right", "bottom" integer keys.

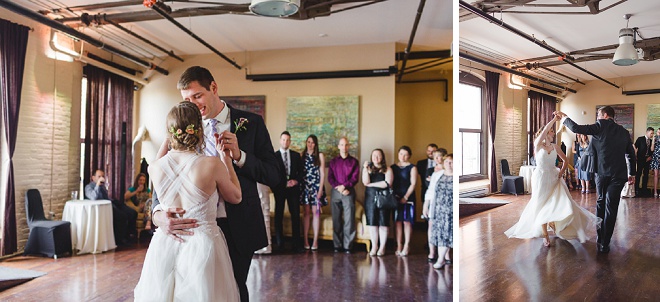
[{"left": 233, "top": 117, "right": 249, "bottom": 133}]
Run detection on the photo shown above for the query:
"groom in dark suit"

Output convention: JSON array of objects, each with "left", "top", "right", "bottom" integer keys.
[
  {"left": 555, "top": 106, "right": 636, "bottom": 254},
  {"left": 152, "top": 66, "right": 282, "bottom": 301},
  {"left": 273, "top": 131, "right": 304, "bottom": 252}
]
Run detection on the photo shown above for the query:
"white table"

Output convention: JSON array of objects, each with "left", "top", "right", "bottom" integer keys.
[
  {"left": 519, "top": 165, "right": 536, "bottom": 194},
  {"left": 62, "top": 200, "right": 116, "bottom": 255}
]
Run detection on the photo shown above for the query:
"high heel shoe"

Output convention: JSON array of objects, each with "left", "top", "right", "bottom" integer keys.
[
  {"left": 433, "top": 260, "right": 446, "bottom": 270},
  {"left": 369, "top": 249, "right": 377, "bottom": 256}
]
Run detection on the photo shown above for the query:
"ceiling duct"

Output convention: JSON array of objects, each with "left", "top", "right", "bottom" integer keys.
[{"left": 249, "top": 0, "right": 300, "bottom": 17}]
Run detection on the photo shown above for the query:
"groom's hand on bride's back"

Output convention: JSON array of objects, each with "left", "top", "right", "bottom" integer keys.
[{"left": 153, "top": 208, "right": 198, "bottom": 243}]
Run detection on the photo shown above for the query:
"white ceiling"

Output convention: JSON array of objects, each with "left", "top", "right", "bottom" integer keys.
[
  {"left": 12, "top": 0, "right": 452, "bottom": 63},
  {"left": 460, "top": 0, "right": 660, "bottom": 86}
]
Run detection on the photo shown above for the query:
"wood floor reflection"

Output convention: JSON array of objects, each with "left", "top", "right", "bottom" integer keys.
[
  {"left": 0, "top": 230, "right": 451, "bottom": 301},
  {"left": 459, "top": 191, "right": 660, "bottom": 301}
]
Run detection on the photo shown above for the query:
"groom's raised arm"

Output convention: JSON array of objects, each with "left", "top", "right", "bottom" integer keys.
[{"left": 563, "top": 117, "right": 602, "bottom": 136}]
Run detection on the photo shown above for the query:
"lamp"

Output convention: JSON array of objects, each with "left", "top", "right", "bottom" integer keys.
[
  {"left": 612, "top": 15, "right": 638, "bottom": 66},
  {"left": 249, "top": 0, "right": 300, "bottom": 17}
]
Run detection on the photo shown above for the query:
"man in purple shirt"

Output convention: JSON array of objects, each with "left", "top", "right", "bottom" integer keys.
[{"left": 327, "top": 137, "right": 360, "bottom": 253}]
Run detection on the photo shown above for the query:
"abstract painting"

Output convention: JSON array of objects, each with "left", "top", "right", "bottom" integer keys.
[
  {"left": 647, "top": 104, "right": 660, "bottom": 132},
  {"left": 286, "top": 96, "right": 359, "bottom": 159},
  {"left": 221, "top": 95, "right": 266, "bottom": 119}
]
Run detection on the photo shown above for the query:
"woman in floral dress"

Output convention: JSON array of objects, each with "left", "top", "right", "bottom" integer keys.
[{"left": 301, "top": 134, "right": 326, "bottom": 250}]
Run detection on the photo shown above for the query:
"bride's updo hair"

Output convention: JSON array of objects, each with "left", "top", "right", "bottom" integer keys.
[
  {"left": 534, "top": 127, "right": 554, "bottom": 141},
  {"left": 166, "top": 101, "right": 205, "bottom": 152}
]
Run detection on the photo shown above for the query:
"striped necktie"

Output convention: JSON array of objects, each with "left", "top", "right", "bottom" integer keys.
[{"left": 205, "top": 119, "right": 219, "bottom": 157}]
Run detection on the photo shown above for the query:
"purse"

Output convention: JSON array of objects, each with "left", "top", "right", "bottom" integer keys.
[{"left": 374, "top": 181, "right": 398, "bottom": 210}]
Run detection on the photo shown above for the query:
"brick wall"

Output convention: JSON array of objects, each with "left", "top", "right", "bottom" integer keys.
[
  {"left": 6, "top": 22, "right": 83, "bottom": 250},
  {"left": 492, "top": 80, "right": 528, "bottom": 192}
]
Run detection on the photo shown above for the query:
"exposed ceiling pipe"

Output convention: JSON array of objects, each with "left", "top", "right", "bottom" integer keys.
[
  {"left": 60, "top": 6, "right": 237, "bottom": 24},
  {"left": 460, "top": 52, "right": 577, "bottom": 93},
  {"left": 486, "top": 0, "right": 628, "bottom": 15},
  {"left": 39, "top": 0, "right": 143, "bottom": 14},
  {"left": 312, "top": 0, "right": 387, "bottom": 18},
  {"left": 103, "top": 16, "right": 184, "bottom": 62},
  {"left": 404, "top": 57, "right": 451, "bottom": 73},
  {"left": 0, "top": 1, "right": 169, "bottom": 76},
  {"left": 404, "top": 58, "right": 452, "bottom": 74},
  {"left": 246, "top": 66, "right": 397, "bottom": 81},
  {"left": 49, "top": 33, "right": 148, "bottom": 85},
  {"left": 146, "top": 1, "right": 241, "bottom": 70},
  {"left": 397, "top": 0, "right": 426, "bottom": 83},
  {"left": 395, "top": 50, "right": 451, "bottom": 61},
  {"left": 622, "top": 89, "right": 660, "bottom": 96},
  {"left": 510, "top": 74, "right": 564, "bottom": 100},
  {"left": 459, "top": 0, "right": 619, "bottom": 89},
  {"left": 511, "top": 55, "right": 612, "bottom": 69},
  {"left": 539, "top": 67, "right": 585, "bottom": 85}
]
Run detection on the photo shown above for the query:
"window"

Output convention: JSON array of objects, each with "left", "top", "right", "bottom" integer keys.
[{"left": 458, "top": 71, "right": 488, "bottom": 182}]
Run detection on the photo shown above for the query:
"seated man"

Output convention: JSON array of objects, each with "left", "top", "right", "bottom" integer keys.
[{"left": 85, "top": 169, "right": 137, "bottom": 245}]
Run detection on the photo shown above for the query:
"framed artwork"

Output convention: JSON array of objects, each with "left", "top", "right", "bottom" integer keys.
[
  {"left": 221, "top": 95, "right": 266, "bottom": 119},
  {"left": 647, "top": 104, "right": 660, "bottom": 133},
  {"left": 597, "top": 104, "right": 633, "bottom": 140},
  {"left": 286, "top": 95, "right": 359, "bottom": 159}
]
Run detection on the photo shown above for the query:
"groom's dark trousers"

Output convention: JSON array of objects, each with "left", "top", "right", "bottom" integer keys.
[{"left": 594, "top": 175, "right": 626, "bottom": 247}]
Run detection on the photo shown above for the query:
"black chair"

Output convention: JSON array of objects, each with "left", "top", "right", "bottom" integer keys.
[
  {"left": 501, "top": 159, "right": 524, "bottom": 195},
  {"left": 24, "top": 189, "right": 72, "bottom": 258}
]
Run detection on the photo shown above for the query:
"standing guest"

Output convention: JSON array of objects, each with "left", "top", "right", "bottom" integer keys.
[
  {"left": 151, "top": 66, "right": 282, "bottom": 302},
  {"left": 301, "top": 134, "right": 326, "bottom": 251},
  {"left": 362, "top": 148, "right": 394, "bottom": 257},
  {"left": 416, "top": 143, "right": 438, "bottom": 201},
  {"left": 392, "top": 146, "right": 418, "bottom": 256},
  {"left": 328, "top": 137, "right": 360, "bottom": 253},
  {"left": 576, "top": 134, "right": 594, "bottom": 194},
  {"left": 634, "top": 127, "right": 654, "bottom": 197},
  {"left": 423, "top": 154, "right": 453, "bottom": 270},
  {"left": 273, "top": 131, "right": 304, "bottom": 252},
  {"left": 650, "top": 128, "right": 660, "bottom": 197},
  {"left": 86, "top": 169, "right": 137, "bottom": 246},
  {"left": 424, "top": 150, "right": 445, "bottom": 261},
  {"left": 124, "top": 173, "right": 153, "bottom": 230}
]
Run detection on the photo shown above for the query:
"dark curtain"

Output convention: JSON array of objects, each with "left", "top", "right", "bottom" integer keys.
[
  {"left": 528, "top": 90, "right": 556, "bottom": 160},
  {"left": 485, "top": 71, "right": 500, "bottom": 192},
  {"left": 0, "top": 19, "right": 29, "bottom": 256},
  {"left": 83, "top": 65, "right": 134, "bottom": 201}
]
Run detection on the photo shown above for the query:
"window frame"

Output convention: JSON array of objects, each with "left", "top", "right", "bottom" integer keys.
[{"left": 458, "top": 71, "right": 488, "bottom": 183}]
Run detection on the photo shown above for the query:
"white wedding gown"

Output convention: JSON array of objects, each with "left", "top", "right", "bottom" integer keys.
[
  {"left": 505, "top": 148, "right": 601, "bottom": 243},
  {"left": 134, "top": 154, "right": 239, "bottom": 302}
]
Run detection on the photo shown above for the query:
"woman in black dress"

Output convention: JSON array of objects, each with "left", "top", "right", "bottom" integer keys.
[
  {"left": 392, "top": 146, "right": 418, "bottom": 257},
  {"left": 362, "top": 149, "right": 394, "bottom": 256}
]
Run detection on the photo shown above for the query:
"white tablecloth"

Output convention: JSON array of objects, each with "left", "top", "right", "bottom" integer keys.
[
  {"left": 519, "top": 166, "right": 536, "bottom": 194},
  {"left": 62, "top": 200, "right": 116, "bottom": 255}
]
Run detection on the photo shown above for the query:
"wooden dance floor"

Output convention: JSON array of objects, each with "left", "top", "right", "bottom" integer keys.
[
  {"left": 459, "top": 191, "right": 660, "bottom": 301},
  {"left": 0, "top": 230, "right": 451, "bottom": 301}
]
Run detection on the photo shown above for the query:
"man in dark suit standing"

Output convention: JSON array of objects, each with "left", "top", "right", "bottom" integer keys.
[
  {"left": 556, "top": 106, "right": 636, "bottom": 254},
  {"left": 273, "top": 131, "right": 304, "bottom": 252},
  {"left": 152, "top": 66, "right": 282, "bottom": 301},
  {"left": 416, "top": 143, "right": 438, "bottom": 201},
  {"left": 634, "top": 127, "right": 654, "bottom": 197}
]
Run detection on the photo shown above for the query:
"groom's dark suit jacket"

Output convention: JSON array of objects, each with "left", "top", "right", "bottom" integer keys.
[
  {"left": 226, "top": 106, "right": 283, "bottom": 256},
  {"left": 564, "top": 118, "right": 636, "bottom": 179}
]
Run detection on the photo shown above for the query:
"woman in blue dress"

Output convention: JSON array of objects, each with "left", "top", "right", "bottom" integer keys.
[
  {"left": 575, "top": 134, "right": 594, "bottom": 193},
  {"left": 391, "top": 146, "right": 418, "bottom": 256},
  {"left": 301, "top": 134, "right": 326, "bottom": 250}
]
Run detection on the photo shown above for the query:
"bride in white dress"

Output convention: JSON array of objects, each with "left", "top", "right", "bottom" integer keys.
[
  {"left": 505, "top": 115, "right": 601, "bottom": 247},
  {"left": 134, "top": 101, "right": 240, "bottom": 301}
]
